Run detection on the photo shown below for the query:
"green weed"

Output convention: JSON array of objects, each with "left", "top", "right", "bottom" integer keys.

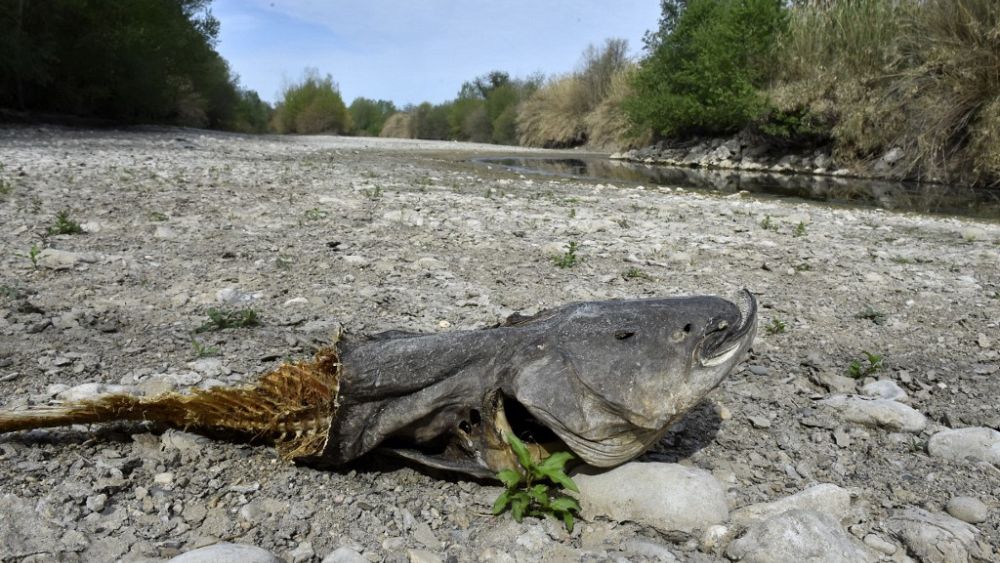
[
  {"left": 48, "top": 210, "right": 83, "bottom": 235},
  {"left": 28, "top": 244, "right": 41, "bottom": 269},
  {"left": 760, "top": 215, "right": 775, "bottom": 231},
  {"left": 764, "top": 318, "right": 787, "bottom": 335},
  {"left": 793, "top": 221, "right": 807, "bottom": 237},
  {"left": 622, "top": 267, "right": 652, "bottom": 281},
  {"left": 196, "top": 308, "right": 259, "bottom": 333},
  {"left": 553, "top": 242, "right": 581, "bottom": 269},
  {"left": 364, "top": 185, "right": 383, "bottom": 200},
  {"left": 856, "top": 306, "right": 887, "bottom": 325},
  {"left": 304, "top": 208, "right": 329, "bottom": 221},
  {"left": 847, "top": 351, "right": 885, "bottom": 378},
  {"left": 493, "top": 433, "right": 581, "bottom": 532},
  {"left": 191, "top": 338, "right": 219, "bottom": 358},
  {"left": 149, "top": 211, "right": 169, "bottom": 222}
]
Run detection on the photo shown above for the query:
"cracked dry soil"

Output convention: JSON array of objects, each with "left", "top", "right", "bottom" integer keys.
[{"left": 0, "top": 127, "right": 998, "bottom": 562}]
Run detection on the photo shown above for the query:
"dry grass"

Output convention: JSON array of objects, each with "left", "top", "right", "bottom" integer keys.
[
  {"left": 584, "top": 66, "right": 652, "bottom": 150},
  {"left": 516, "top": 75, "right": 589, "bottom": 148},
  {"left": 379, "top": 112, "right": 413, "bottom": 138}
]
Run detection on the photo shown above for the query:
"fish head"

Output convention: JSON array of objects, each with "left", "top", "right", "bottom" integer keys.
[{"left": 507, "top": 290, "right": 756, "bottom": 467}]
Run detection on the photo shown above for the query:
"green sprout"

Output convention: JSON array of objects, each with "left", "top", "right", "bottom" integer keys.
[
  {"left": 856, "top": 306, "right": 887, "bottom": 325},
  {"left": 48, "top": 210, "right": 83, "bottom": 235},
  {"left": 493, "top": 433, "right": 581, "bottom": 532},
  {"left": 760, "top": 215, "right": 774, "bottom": 230},
  {"left": 552, "top": 242, "right": 580, "bottom": 269},
  {"left": 847, "top": 351, "right": 885, "bottom": 378},
  {"left": 191, "top": 338, "right": 219, "bottom": 358},
  {"left": 28, "top": 244, "right": 41, "bottom": 268},
  {"left": 622, "top": 267, "right": 652, "bottom": 281},
  {"left": 764, "top": 318, "right": 787, "bottom": 335},
  {"left": 793, "top": 221, "right": 807, "bottom": 237}
]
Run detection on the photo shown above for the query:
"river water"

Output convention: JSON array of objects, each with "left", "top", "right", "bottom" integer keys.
[{"left": 476, "top": 157, "right": 1000, "bottom": 221}]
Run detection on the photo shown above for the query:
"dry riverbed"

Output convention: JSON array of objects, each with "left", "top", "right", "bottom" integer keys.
[{"left": 1, "top": 127, "right": 998, "bottom": 562}]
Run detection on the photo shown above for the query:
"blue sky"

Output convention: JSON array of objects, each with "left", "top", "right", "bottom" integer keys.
[{"left": 212, "top": 0, "right": 661, "bottom": 107}]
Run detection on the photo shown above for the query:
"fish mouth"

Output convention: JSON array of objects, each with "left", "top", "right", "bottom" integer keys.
[{"left": 698, "top": 290, "right": 757, "bottom": 366}]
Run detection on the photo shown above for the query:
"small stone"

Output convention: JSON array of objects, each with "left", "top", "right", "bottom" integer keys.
[
  {"left": 621, "top": 539, "right": 678, "bottom": 561},
  {"left": 321, "top": 547, "right": 366, "bottom": 563},
  {"left": 574, "top": 462, "right": 728, "bottom": 534},
  {"left": 407, "top": 549, "right": 443, "bottom": 563},
  {"left": 946, "top": 496, "right": 988, "bottom": 524},
  {"left": 57, "top": 382, "right": 132, "bottom": 402},
  {"left": 154, "top": 472, "right": 174, "bottom": 485},
  {"left": 977, "top": 333, "right": 992, "bottom": 349},
  {"left": 886, "top": 507, "right": 985, "bottom": 563},
  {"left": 833, "top": 427, "right": 851, "bottom": 448},
  {"left": 927, "top": 427, "right": 1000, "bottom": 466},
  {"left": 411, "top": 521, "right": 441, "bottom": 550},
  {"left": 815, "top": 372, "right": 857, "bottom": 394},
  {"left": 819, "top": 395, "right": 927, "bottom": 432},
  {"left": 860, "top": 380, "right": 908, "bottom": 402},
  {"left": 700, "top": 525, "right": 730, "bottom": 554},
  {"left": 748, "top": 415, "right": 771, "bottom": 429},
  {"left": 284, "top": 297, "right": 309, "bottom": 307},
  {"left": 85, "top": 493, "right": 107, "bottom": 513},
  {"left": 37, "top": 248, "right": 95, "bottom": 270},
  {"left": 289, "top": 541, "right": 315, "bottom": 563},
  {"left": 862, "top": 534, "right": 896, "bottom": 555},
  {"left": 747, "top": 365, "right": 770, "bottom": 376},
  {"left": 168, "top": 543, "right": 282, "bottom": 563}
]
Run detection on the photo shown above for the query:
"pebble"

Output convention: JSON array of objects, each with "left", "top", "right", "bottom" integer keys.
[
  {"left": 927, "top": 426, "right": 1000, "bottom": 465},
  {"left": 154, "top": 472, "right": 174, "bottom": 485},
  {"left": 289, "top": 541, "right": 315, "bottom": 563},
  {"left": 168, "top": 543, "right": 282, "bottom": 563},
  {"left": 574, "top": 462, "right": 728, "bottom": 534},
  {"left": 862, "top": 534, "right": 897, "bottom": 555},
  {"left": 726, "top": 509, "right": 876, "bottom": 562},
  {"left": 747, "top": 365, "right": 770, "bottom": 376},
  {"left": 85, "top": 493, "right": 107, "bottom": 513},
  {"left": 407, "top": 549, "right": 443, "bottom": 563},
  {"left": 748, "top": 415, "right": 771, "bottom": 428},
  {"left": 56, "top": 382, "right": 132, "bottom": 402},
  {"left": 321, "top": 547, "right": 366, "bottom": 563},
  {"left": 621, "top": 539, "right": 678, "bottom": 561},
  {"left": 818, "top": 395, "right": 927, "bottom": 432},
  {"left": 945, "top": 496, "right": 988, "bottom": 524},
  {"left": 37, "top": 248, "right": 95, "bottom": 270}
]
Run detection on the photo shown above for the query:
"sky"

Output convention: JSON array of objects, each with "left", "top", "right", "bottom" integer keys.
[{"left": 212, "top": 0, "right": 661, "bottom": 107}]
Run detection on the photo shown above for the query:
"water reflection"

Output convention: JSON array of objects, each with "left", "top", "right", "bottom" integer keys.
[{"left": 477, "top": 157, "right": 1000, "bottom": 220}]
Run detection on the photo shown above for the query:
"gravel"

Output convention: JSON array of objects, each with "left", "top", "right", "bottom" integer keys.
[{"left": 1, "top": 127, "right": 999, "bottom": 561}]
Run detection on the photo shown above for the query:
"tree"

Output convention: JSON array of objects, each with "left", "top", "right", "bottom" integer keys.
[
  {"left": 272, "top": 69, "right": 350, "bottom": 134},
  {"left": 348, "top": 97, "right": 397, "bottom": 137}
]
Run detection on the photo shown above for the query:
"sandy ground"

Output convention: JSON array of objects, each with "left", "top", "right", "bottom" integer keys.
[{"left": 0, "top": 127, "right": 998, "bottom": 562}]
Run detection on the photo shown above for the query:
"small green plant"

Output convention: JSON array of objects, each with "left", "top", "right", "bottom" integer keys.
[
  {"left": 275, "top": 255, "right": 294, "bottom": 270},
  {"left": 568, "top": 208, "right": 576, "bottom": 219},
  {"left": 793, "top": 221, "right": 807, "bottom": 237},
  {"left": 616, "top": 218, "right": 630, "bottom": 229},
  {"left": 364, "top": 185, "right": 383, "bottom": 200},
  {"left": 191, "top": 338, "right": 219, "bottom": 358},
  {"left": 760, "top": 215, "right": 775, "bottom": 230},
  {"left": 764, "top": 318, "right": 787, "bottom": 335},
  {"left": 622, "top": 267, "right": 652, "bottom": 281},
  {"left": 48, "top": 210, "right": 83, "bottom": 235},
  {"left": 552, "top": 242, "right": 580, "bottom": 269},
  {"left": 196, "top": 308, "right": 259, "bottom": 333},
  {"left": 149, "top": 211, "right": 169, "bottom": 222},
  {"left": 856, "top": 306, "right": 887, "bottom": 325},
  {"left": 28, "top": 244, "right": 41, "bottom": 268},
  {"left": 493, "top": 432, "right": 581, "bottom": 532},
  {"left": 794, "top": 262, "right": 812, "bottom": 272},
  {"left": 304, "top": 208, "right": 328, "bottom": 221},
  {"left": 847, "top": 351, "right": 885, "bottom": 378}
]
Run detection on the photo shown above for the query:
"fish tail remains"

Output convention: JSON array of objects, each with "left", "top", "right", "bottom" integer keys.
[{"left": 0, "top": 348, "right": 341, "bottom": 461}]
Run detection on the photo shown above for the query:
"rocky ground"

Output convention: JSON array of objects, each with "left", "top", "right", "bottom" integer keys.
[{"left": 0, "top": 126, "right": 998, "bottom": 562}]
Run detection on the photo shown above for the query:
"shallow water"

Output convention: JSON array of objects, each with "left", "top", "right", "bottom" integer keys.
[{"left": 477, "top": 157, "right": 1000, "bottom": 221}]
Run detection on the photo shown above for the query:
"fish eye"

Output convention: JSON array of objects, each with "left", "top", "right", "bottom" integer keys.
[{"left": 614, "top": 330, "right": 635, "bottom": 340}]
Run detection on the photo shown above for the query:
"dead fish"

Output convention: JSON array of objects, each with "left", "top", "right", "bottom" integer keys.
[{"left": 0, "top": 291, "right": 757, "bottom": 478}]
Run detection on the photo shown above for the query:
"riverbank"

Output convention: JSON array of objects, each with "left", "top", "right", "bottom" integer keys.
[{"left": 1, "top": 128, "right": 998, "bottom": 561}]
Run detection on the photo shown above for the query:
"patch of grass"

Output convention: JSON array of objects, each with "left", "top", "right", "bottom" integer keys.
[
  {"left": 149, "top": 211, "right": 169, "bottom": 222},
  {"left": 793, "top": 221, "right": 807, "bottom": 237},
  {"left": 794, "top": 262, "right": 812, "bottom": 272},
  {"left": 364, "top": 185, "right": 384, "bottom": 200},
  {"left": 856, "top": 306, "right": 887, "bottom": 325},
  {"left": 847, "top": 351, "right": 885, "bottom": 378},
  {"left": 622, "top": 267, "right": 652, "bottom": 281},
  {"left": 275, "top": 255, "right": 294, "bottom": 270},
  {"left": 195, "top": 308, "right": 260, "bottom": 333},
  {"left": 552, "top": 241, "right": 581, "bottom": 269},
  {"left": 568, "top": 208, "right": 576, "bottom": 219},
  {"left": 191, "top": 338, "right": 219, "bottom": 358},
  {"left": 28, "top": 244, "right": 41, "bottom": 269},
  {"left": 764, "top": 318, "right": 787, "bottom": 335},
  {"left": 616, "top": 218, "right": 630, "bottom": 229},
  {"left": 493, "top": 432, "right": 580, "bottom": 532},
  {"left": 760, "top": 215, "right": 776, "bottom": 231},
  {"left": 47, "top": 210, "right": 83, "bottom": 235},
  {"left": 304, "top": 208, "right": 328, "bottom": 221}
]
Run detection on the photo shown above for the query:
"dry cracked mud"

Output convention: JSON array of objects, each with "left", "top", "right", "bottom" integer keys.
[{"left": 0, "top": 127, "right": 998, "bottom": 562}]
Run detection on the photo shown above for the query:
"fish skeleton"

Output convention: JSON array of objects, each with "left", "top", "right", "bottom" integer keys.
[{"left": 0, "top": 291, "right": 757, "bottom": 478}]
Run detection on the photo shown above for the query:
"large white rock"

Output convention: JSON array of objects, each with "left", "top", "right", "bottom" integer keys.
[
  {"left": 819, "top": 395, "right": 927, "bottom": 432},
  {"left": 37, "top": 248, "right": 96, "bottom": 270},
  {"left": 860, "top": 380, "right": 908, "bottom": 402},
  {"left": 574, "top": 462, "right": 728, "bottom": 534},
  {"left": 927, "top": 427, "right": 1000, "bottom": 466},
  {"left": 726, "top": 509, "right": 877, "bottom": 562},
  {"left": 169, "top": 543, "right": 282, "bottom": 563},
  {"left": 730, "top": 483, "right": 853, "bottom": 528}
]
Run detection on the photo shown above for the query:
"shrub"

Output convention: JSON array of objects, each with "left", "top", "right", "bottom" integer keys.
[
  {"left": 272, "top": 69, "right": 350, "bottom": 134},
  {"left": 584, "top": 65, "right": 653, "bottom": 149},
  {"left": 348, "top": 97, "right": 396, "bottom": 137},
  {"left": 230, "top": 89, "right": 273, "bottom": 133},
  {"left": 516, "top": 75, "right": 589, "bottom": 147},
  {"left": 625, "top": 0, "right": 787, "bottom": 137}
]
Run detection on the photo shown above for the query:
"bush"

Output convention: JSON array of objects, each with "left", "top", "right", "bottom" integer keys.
[
  {"left": 230, "top": 89, "right": 273, "bottom": 133},
  {"left": 584, "top": 65, "right": 653, "bottom": 150},
  {"left": 516, "top": 75, "right": 589, "bottom": 147},
  {"left": 272, "top": 69, "right": 350, "bottom": 134},
  {"left": 625, "top": 0, "right": 787, "bottom": 137},
  {"left": 348, "top": 97, "right": 396, "bottom": 137}
]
